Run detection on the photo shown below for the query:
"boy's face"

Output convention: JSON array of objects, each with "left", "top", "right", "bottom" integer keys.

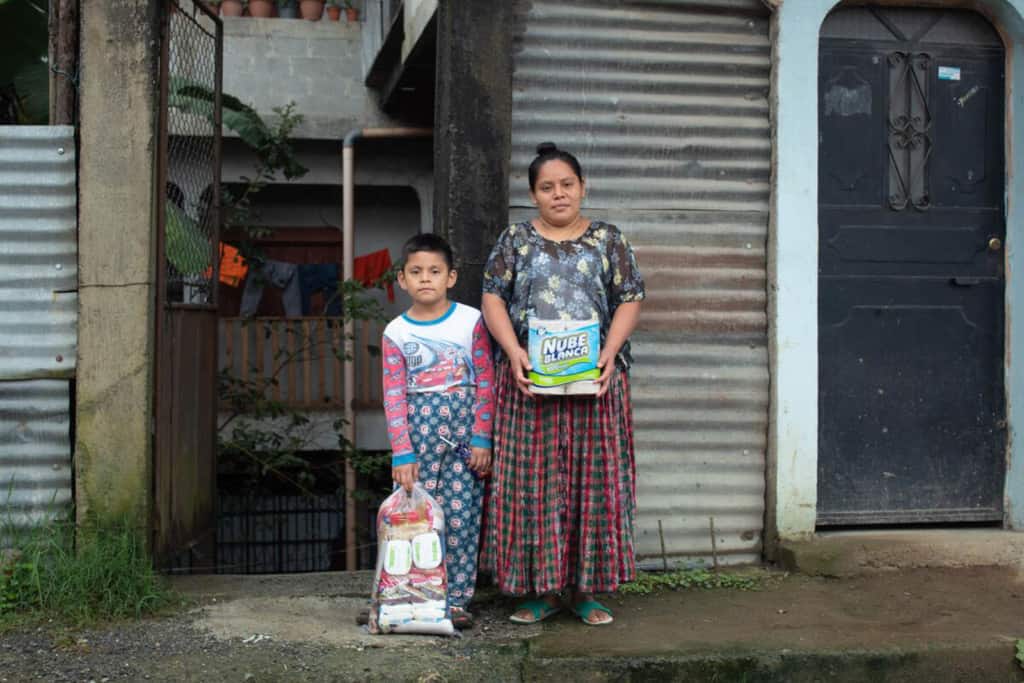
[{"left": 397, "top": 250, "right": 457, "bottom": 308}]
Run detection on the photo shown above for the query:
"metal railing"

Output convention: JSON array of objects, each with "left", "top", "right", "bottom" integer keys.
[{"left": 218, "top": 317, "right": 384, "bottom": 409}]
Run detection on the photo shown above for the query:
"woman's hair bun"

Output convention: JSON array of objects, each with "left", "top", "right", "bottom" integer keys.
[{"left": 536, "top": 142, "right": 558, "bottom": 156}]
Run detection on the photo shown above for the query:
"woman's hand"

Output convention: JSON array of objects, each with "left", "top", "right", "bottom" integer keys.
[
  {"left": 481, "top": 294, "right": 534, "bottom": 397},
  {"left": 595, "top": 302, "right": 641, "bottom": 398},
  {"left": 469, "top": 447, "right": 492, "bottom": 477},
  {"left": 393, "top": 463, "right": 419, "bottom": 492},
  {"left": 594, "top": 348, "right": 617, "bottom": 398},
  {"left": 508, "top": 346, "right": 534, "bottom": 397}
]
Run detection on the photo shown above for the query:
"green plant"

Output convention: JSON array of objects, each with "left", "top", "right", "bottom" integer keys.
[
  {"left": 218, "top": 279, "right": 390, "bottom": 494},
  {"left": 1016, "top": 639, "right": 1024, "bottom": 670},
  {"left": 0, "top": 512, "right": 179, "bottom": 627},
  {"left": 618, "top": 568, "right": 761, "bottom": 595}
]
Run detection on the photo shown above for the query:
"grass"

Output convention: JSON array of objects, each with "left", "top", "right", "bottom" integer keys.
[
  {"left": 618, "top": 567, "right": 762, "bottom": 595},
  {"left": 1016, "top": 639, "right": 1024, "bottom": 670},
  {"left": 0, "top": 512, "right": 181, "bottom": 630}
]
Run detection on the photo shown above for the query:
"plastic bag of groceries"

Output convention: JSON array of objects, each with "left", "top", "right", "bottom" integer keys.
[{"left": 368, "top": 483, "right": 455, "bottom": 636}]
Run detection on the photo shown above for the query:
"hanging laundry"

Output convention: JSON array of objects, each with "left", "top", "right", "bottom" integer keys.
[
  {"left": 202, "top": 243, "right": 248, "bottom": 287},
  {"left": 298, "top": 263, "right": 343, "bottom": 316},
  {"left": 354, "top": 248, "right": 395, "bottom": 302},
  {"left": 208, "top": 243, "right": 248, "bottom": 287},
  {"left": 240, "top": 259, "right": 302, "bottom": 317}
]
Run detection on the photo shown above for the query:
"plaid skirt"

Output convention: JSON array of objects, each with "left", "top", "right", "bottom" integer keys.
[{"left": 479, "top": 362, "right": 637, "bottom": 595}]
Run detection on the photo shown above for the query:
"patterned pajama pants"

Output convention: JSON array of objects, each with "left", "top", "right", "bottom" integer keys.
[{"left": 408, "top": 389, "right": 484, "bottom": 608}]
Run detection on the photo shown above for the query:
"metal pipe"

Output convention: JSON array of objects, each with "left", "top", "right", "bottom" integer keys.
[{"left": 341, "top": 126, "right": 431, "bottom": 571}]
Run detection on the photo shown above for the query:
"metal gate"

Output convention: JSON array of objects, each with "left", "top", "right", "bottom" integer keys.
[
  {"left": 153, "top": 0, "right": 222, "bottom": 567},
  {"left": 509, "top": 0, "right": 771, "bottom": 566}
]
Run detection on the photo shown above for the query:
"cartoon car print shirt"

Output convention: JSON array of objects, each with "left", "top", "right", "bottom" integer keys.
[{"left": 382, "top": 302, "right": 495, "bottom": 465}]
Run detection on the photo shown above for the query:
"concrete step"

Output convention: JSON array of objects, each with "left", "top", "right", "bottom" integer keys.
[{"left": 776, "top": 529, "right": 1024, "bottom": 577}]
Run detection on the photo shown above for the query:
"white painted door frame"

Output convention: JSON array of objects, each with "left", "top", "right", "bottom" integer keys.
[{"left": 768, "top": 0, "right": 1024, "bottom": 542}]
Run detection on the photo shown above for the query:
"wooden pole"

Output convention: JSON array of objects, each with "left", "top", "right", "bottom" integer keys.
[
  {"left": 48, "top": 0, "right": 59, "bottom": 122},
  {"left": 54, "top": 0, "right": 78, "bottom": 125},
  {"left": 657, "top": 519, "right": 668, "bottom": 571},
  {"left": 709, "top": 516, "right": 719, "bottom": 572}
]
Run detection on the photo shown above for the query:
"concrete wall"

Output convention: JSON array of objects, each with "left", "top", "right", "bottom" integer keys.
[
  {"left": 403, "top": 0, "right": 437, "bottom": 62},
  {"left": 769, "top": 0, "right": 1024, "bottom": 542},
  {"left": 222, "top": 137, "right": 433, "bottom": 232},
  {"left": 76, "top": 0, "right": 162, "bottom": 524},
  {"left": 222, "top": 17, "right": 398, "bottom": 140}
]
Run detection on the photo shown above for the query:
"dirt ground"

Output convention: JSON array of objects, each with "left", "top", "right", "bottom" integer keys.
[{"left": 0, "top": 566, "right": 1022, "bottom": 682}]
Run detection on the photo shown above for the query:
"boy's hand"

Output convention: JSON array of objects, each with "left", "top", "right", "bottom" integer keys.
[
  {"left": 469, "top": 447, "right": 492, "bottom": 477},
  {"left": 393, "top": 463, "right": 419, "bottom": 492}
]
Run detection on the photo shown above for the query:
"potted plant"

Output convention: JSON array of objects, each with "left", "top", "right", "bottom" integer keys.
[
  {"left": 325, "top": 0, "right": 341, "bottom": 21},
  {"left": 299, "top": 0, "right": 324, "bottom": 20},
  {"left": 277, "top": 0, "right": 297, "bottom": 18},
  {"left": 343, "top": 0, "right": 358, "bottom": 22},
  {"left": 249, "top": 0, "right": 273, "bottom": 17},
  {"left": 221, "top": 0, "right": 244, "bottom": 16}
]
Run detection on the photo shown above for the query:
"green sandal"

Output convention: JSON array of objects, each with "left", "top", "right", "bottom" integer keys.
[
  {"left": 509, "top": 598, "right": 562, "bottom": 624},
  {"left": 570, "top": 600, "right": 613, "bottom": 626}
]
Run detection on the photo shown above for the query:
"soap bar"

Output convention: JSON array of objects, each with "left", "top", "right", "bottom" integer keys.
[{"left": 528, "top": 318, "right": 600, "bottom": 389}]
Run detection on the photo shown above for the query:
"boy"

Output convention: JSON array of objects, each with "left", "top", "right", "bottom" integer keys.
[{"left": 381, "top": 233, "right": 494, "bottom": 628}]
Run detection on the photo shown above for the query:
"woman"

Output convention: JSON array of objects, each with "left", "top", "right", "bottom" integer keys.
[{"left": 480, "top": 142, "right": 644, "bottom": 626}]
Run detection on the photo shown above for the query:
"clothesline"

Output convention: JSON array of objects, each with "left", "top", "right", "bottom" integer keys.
[{"left": 213, "top": 245, "right": 396, "bottom": 317}]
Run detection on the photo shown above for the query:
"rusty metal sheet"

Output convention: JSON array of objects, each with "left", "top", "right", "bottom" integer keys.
[
  {"left": 0, "top": 380, "right": 73, "bottom": 532},
  {"left": 509, "top": 2, "right": 770, "bottom": 212},
  {"left": 0, "top": 126, "right": 77, "bottom": 380},
  {"left": 509, "top": 0, "right": 769, "bottom": 566}
]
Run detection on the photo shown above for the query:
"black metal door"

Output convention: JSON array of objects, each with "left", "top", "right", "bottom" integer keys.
[{"left": 818, "top": 7, "right": 1006, "bottom": 525}]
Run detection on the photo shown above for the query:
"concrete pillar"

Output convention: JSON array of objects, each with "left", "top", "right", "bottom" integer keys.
[
  {"left": 75, "top": 0, "right": 162, "bottom": 525},
  {"left": 433, "top": 0, "right": 513, "bottom": 307}
]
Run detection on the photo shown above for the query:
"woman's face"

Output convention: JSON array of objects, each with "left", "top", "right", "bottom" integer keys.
[{"left": 530, "top": 159, "right": 585, "bottom": 227}]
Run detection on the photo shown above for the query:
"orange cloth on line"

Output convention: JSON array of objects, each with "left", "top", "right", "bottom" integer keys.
[
  {"left": 354, "top": 248, "right": 394, "bottom": 302},
  {"left": 205, "top": 243, "right": 248, "bottom": 287}
]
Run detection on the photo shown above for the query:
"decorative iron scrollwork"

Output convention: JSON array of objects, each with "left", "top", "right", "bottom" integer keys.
[{"left": 887, "top": 51, "right": 932, "bottom": 211}]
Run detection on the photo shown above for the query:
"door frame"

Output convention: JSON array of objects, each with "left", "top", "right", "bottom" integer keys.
[{"left": 768, "top": 0, "right": 1024, "bottom": 544}]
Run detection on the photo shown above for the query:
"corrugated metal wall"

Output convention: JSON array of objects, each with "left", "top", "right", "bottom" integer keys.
[
  {"left": 0, "top": 127, "right": 77, "bottom": 380},
  {"left": 509, "top": 1, "right": 770, "bottom": 566},
  {"left": 0, "top": 380, "right": 73, "bottom": 524},
  {"left": 0, "top": 126, "right": 77, "bottom": 529}
]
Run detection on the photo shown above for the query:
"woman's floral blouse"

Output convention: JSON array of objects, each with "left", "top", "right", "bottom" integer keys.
[{"left": 482, "top": 220, "right": 645, "bottom": 367}]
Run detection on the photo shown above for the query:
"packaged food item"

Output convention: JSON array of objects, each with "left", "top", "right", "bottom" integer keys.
[
  {"left": 528, "top": 318, "right": 601, "bottom": 395},
  {"left": 368, "top": 484, "right": 455, "bottom": 636}
]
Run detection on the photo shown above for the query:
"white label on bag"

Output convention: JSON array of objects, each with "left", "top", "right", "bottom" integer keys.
[
  {"left": 383, "top": 540, "right": 412, "bottom": 575},
  {"left": 411, "top": 532, "right": 443, "bottom": 569}
]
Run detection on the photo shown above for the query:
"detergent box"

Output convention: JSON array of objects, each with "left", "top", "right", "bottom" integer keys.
[{"left": 527, "top": 318, "right": 600, "bottom": 395}]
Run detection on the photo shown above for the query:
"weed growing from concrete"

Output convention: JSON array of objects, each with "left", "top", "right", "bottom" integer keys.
[
  {"left": 619, "top": 568, "right": 760, "bottom": 595},
  {"left": 1016, "top": 639, "right": 1024, "bottom": 670},
  {"left": 0, "top": 513, "right": 180, "bottom": 629}
]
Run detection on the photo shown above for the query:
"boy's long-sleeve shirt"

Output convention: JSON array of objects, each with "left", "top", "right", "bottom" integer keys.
[{"left": 382, "top": 302, "right": 495, "bottom": 466}]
